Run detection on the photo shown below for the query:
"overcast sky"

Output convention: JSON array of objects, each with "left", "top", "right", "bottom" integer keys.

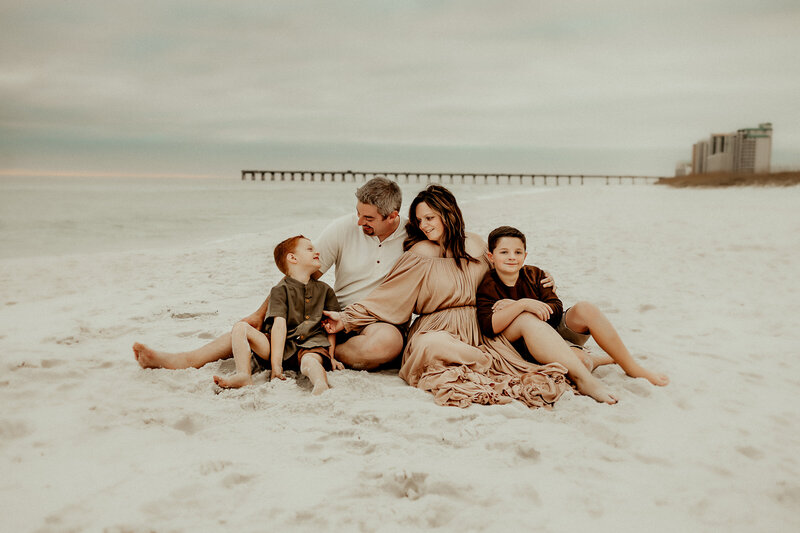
[{"left": 1, "top": 0, "right": 798, "bottom": 177}]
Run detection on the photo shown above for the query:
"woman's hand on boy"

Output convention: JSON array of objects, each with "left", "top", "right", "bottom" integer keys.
[{"left": 540, "top": 270, "right": 556, "bottom": 290}]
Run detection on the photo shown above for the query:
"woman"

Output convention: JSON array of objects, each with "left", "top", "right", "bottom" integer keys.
[{"left": 325, "top": 185, "right": 579, "bottom": 408}]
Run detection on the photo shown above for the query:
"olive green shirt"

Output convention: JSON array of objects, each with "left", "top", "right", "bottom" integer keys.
[{"left": 262, "top": 276, "right": 340, "bottom": 361}]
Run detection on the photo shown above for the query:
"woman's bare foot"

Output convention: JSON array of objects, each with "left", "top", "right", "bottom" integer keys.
[
  {"left": 626, "top": 365, "right": 670, "bottom": 386},
  {"left": 133, "top": 342, "right": 187, "bottom": 369},
  {"left": 213, "top": 373, "right": 253, "bottom": 389},
  {"left": 574, "top": 375, "right": 618, "bottom": 404}
]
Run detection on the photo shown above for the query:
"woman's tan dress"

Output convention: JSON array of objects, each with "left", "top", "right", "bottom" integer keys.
[{"left": 340, "top": 248, "right": 571, "bottom": 408}]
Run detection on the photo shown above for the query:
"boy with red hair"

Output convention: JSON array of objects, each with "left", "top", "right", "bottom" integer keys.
[{"left": 213, "top": 235, "right": 342, "bottom": 395}]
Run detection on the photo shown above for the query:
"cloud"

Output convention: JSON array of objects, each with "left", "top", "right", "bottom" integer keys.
[{"left": 2, "top": 0, "right": 799, "bottom": 174}]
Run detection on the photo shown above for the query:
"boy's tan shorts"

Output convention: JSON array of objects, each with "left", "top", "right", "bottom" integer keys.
[{"left": 556, "top": 306, "right": 591, "bottom": 348}]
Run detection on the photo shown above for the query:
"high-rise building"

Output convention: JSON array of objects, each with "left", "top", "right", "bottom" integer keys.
[{"left": 688, "top": 123, "right": 772, "bottom": 175}]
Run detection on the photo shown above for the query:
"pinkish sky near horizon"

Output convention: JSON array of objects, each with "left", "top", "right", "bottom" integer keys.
[{"left": 2, "top": 0, "right": 799, "bottom": 178}]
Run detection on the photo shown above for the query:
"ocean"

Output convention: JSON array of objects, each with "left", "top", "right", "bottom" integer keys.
[
  {"left": 0, "top": 177, "right": 368, "bottom": 259},
  {"left": 0, "top": 176, "right": 566, "bottom": 260}
]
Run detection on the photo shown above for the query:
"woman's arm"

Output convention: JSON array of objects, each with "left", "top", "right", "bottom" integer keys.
[{"left": 338, "top": 252, "right": 428, "bottom": 333}]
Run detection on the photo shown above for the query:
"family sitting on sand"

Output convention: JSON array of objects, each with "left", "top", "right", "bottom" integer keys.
[{"left": 133, "top": 177, "right": 667, "bottom": 407}]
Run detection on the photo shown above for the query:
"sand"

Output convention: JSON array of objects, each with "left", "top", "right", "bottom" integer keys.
[{"left": 1, "top": 183, "right": 799, "bottom": 532}]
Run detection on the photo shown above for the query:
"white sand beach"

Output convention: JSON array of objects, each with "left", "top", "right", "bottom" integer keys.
[{"left": 1, "top": 181, "right": 799, "bottom": 532}]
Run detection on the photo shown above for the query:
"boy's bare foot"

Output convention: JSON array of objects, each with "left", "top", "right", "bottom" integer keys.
[
  {"left": 578, "top": 352, "right": 614, "bottom": 372},
  {"left": 133, "top": 342, "right": 185, "bottom": 369},
  {"left": 626, "top": 366, "right": 670, "bottom": 386},
  {"left": 213, "top": 374, "right": 253, "bottom": 389},
  {"left": 574, "top": 376, "right": 618, "bottom": 404},
  {"left": 311, "top": 380, "right": 330, "bottom": 395}
]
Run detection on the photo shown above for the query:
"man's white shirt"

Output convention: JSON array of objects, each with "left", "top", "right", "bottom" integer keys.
[{"left": 316, "top": 214, "right": 408, "bottom": 308}]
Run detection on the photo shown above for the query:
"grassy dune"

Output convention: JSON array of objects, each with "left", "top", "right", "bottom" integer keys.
[{"left": 657, "top": 171, "right": 800, "bottom": 187}]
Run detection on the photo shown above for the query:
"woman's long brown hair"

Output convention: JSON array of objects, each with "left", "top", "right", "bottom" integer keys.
[{"left": 403, "top": 184, "right": 478, "bottom": 269}]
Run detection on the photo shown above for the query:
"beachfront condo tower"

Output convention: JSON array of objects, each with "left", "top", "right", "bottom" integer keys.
[{"left": 689, "top": 122, "right": 772, "bottom": 175}]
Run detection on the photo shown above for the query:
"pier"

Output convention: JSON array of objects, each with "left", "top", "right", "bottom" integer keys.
[{"left": 241, "top": 170, "right": 662, "bottom": 185}]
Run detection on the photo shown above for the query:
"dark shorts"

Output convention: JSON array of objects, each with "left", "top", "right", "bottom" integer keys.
[{"left": 252, "top": 346, "right": 332, "bottom": 373}]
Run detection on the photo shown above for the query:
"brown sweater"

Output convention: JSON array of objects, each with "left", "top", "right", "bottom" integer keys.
[{"left": 476, "top": 265, "right": 563, "bottom": 339}]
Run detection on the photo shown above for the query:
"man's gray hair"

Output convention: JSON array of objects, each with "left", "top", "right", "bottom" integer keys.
[{"left": 355, "top": 176, "right": 402, "bottom": 217}]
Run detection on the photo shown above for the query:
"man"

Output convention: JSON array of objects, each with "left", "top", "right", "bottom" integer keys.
[{"left": 133, "top": 177, "right": 407, "bottom": 371}]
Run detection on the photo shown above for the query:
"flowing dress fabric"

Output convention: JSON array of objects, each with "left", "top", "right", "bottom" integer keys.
[{"left": 340, "top": 250, "right": 571, "bottom": 408}]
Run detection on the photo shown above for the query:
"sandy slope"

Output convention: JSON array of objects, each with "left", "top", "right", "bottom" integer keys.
[{"left": 1, "top": 184, "right": 798, "bottom": 532}]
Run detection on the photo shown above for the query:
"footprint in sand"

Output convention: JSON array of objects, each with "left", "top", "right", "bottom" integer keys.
[
  {"left": 199, "top": 460, "right": 232, "bottom": 475},
  {"left": 386, "top": 470, "right": 429, "bottom": 500},
  {"left": 772, "top": 482, "right": 800, "bottom": 505},
  {"left": 0, "top": 419, "right": 34, "bottom": 441},
  {"left": 621, "top": 379, "right": 652, "bottom": 397},
  {"left": 221, "top": 472, "right": 256, "bottom": 488},
  {"left": 53, "top": 336, "right": 80, "bottom": 345},
  {"left": 351, "top": 413, "right": 380, "bottom": 425},
  {"left": 170, "top": 310, "right": 218, "bottom": 319},
  {"left": 736, "top": 445, "right": 764, "bottom": 460},
  {"left": 172, "top": 415, "right": 200, "bottom": 435}
]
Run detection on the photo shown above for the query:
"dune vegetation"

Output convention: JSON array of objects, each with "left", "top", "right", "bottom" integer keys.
[{"left": 657, "top": 171, "right": 800, "bottom": 187}]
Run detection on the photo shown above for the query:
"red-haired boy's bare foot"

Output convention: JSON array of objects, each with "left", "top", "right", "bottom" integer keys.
[
  {"left": 311, "top": 375, "right": 330, "bottom": 396},
  {"left": 213, "top": 373, "right": 253, "bottom": 389}
]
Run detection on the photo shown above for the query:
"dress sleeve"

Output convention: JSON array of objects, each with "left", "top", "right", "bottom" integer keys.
[{"left": 340, "top": 252, "right": 428, "bottom": 332}]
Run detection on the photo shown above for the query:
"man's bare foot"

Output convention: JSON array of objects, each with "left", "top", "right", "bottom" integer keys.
[
  {"left": 213, "top": 374, "right": 253, "bottom": 389},
  {"left": 626, "top": 365, "right": 670, "bottom": 386},
  {"left": 574, "top": 376, "right": 618, "bottom": 404},
  {"left": 133, "top": 342, "right": 187, "bottom": 369}
]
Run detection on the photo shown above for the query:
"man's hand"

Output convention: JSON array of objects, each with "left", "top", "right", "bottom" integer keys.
[
  {"left": 492, "top": 299, "right": 516, "bottom": 312},
  {"left": 524, "top": 299, "right": 553, "bottom": 321},
  {"left": 322, "top": 311, "right": 345, "bottom": 334},
  {"left": 540, "top": 270, "right": 556, "bottom": 290}
]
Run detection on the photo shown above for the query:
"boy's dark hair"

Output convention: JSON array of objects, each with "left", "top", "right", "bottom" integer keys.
[
  {"left": 273, "top": 235, "right": 307, "bottom": 275},
  {"left": 487, "top": 226, "right": 527, "bottom": 252}
]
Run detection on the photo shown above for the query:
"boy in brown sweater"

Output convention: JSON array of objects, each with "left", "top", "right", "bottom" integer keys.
[{"left": 477, "top": 226, "right": 668, "bottom": 401}]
